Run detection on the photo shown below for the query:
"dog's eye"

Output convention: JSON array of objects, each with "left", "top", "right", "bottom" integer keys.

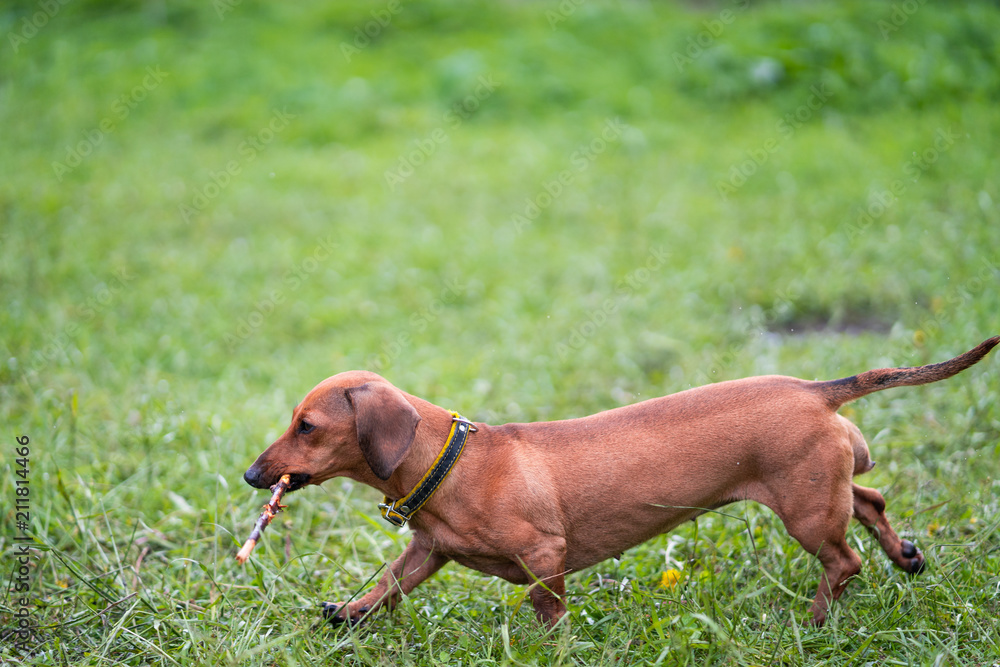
[{"left": 298, "top": 420, "right": 316, "bottom": 435}]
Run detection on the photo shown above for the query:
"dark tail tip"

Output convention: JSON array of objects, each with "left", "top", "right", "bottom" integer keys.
[{"left": 966, "top": 335, "right": 1000, "bottom": 366}]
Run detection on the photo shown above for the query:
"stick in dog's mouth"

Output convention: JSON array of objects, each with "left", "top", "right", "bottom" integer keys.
[{"left": 236, "top": 473, "right": 292, "bottom": 564}]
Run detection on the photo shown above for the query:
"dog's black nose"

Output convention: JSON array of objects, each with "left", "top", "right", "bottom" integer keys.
[{"left": 243, "top": 467, "right": 266, "bottom": 488}]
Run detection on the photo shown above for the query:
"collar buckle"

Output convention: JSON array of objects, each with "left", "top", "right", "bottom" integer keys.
[
  {"left": 378, "top": 499, "right": 409, "bottom": 527},
  {"left": 451, "top": 414, "right": 478, "bottom": 432}
]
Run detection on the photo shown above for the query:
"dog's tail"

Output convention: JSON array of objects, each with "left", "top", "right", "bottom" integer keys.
[{"left": 815, "top": 336, "right": 999, "bottom": 408}]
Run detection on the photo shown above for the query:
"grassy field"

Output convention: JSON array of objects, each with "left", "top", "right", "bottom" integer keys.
[{"left": 2, "top": 0, "right": 1000, "bottom": 664}]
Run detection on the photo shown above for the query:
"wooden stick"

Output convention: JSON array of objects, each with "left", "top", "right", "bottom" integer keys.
[{"left": 236, "top": 474, "right": 292, "bottom": 564}]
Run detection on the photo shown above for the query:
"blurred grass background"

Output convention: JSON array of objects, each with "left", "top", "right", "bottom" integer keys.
[{"left": 1, "top": 0, "right": 999, "bottom": 664}]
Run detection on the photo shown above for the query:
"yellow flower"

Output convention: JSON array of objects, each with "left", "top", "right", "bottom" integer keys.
[{"left": 659, "top": 569, "right": 683, "bottom": 589}]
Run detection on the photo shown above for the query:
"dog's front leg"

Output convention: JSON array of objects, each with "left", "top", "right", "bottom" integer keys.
[
  {"left": 519, "top": 539, "right": 568, "bottom": 627},
  {"left": 323, "top": 533, "right": 448, "bottom": 626}
]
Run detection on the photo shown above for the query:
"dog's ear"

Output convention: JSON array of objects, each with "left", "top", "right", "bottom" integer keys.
[{"left": 346, "top": 382, "right": 422, "bottom": 480}]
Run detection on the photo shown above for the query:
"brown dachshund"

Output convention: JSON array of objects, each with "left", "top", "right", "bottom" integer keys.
[{"left": 243, "top": 336, "right": 998, "bottom": 627}]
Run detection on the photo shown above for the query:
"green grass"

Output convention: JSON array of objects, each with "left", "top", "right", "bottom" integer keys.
[{"left": 2, "top": 0, "right": 1000, "bottom": 664}]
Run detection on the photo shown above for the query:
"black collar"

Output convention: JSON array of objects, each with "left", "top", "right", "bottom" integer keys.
[{"left": 378, "top": 412, "right": 475, "bottom": 527}]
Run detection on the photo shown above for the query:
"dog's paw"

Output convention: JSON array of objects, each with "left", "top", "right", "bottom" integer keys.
[
  {"left": 900, "top": 540, "right": 926, "bottom": 575},
  {"left": 321, "top": 601, "right": 369, "bottom": 626}
]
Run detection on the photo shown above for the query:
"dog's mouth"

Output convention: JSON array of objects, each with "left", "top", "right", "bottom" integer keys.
[
  {"left": 243, "top": 466, "right": 312, "bottom": 491},
  {"left": 284, "top": 472, "right": 311, "bottom": 492}
]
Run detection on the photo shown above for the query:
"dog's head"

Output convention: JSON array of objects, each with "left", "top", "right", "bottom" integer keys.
[{"left": 243, "top": 371, "right": 422, "bottom": 491}]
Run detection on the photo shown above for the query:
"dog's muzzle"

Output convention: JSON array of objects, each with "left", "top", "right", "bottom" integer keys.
[{"left": 243, "top": 467, "right": 310, "bottom": 491}]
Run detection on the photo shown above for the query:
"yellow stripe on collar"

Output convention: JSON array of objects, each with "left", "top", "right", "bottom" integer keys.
[{"left": 379, "top": 411, "right": 475, "bottom": 527}]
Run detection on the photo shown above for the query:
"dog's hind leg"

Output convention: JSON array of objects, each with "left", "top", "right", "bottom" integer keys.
[
  {"left": 757, "top": 455, "right": 862, "bottom": 625},
  {"left": 841, "top": 419, "right": 925, "bottom": 574},
  {"left": 852, "top": 483, "right": 925, "bottom": 575},
  {"left": 779, "top": 498, "right": 863, "bottom": 626}
]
